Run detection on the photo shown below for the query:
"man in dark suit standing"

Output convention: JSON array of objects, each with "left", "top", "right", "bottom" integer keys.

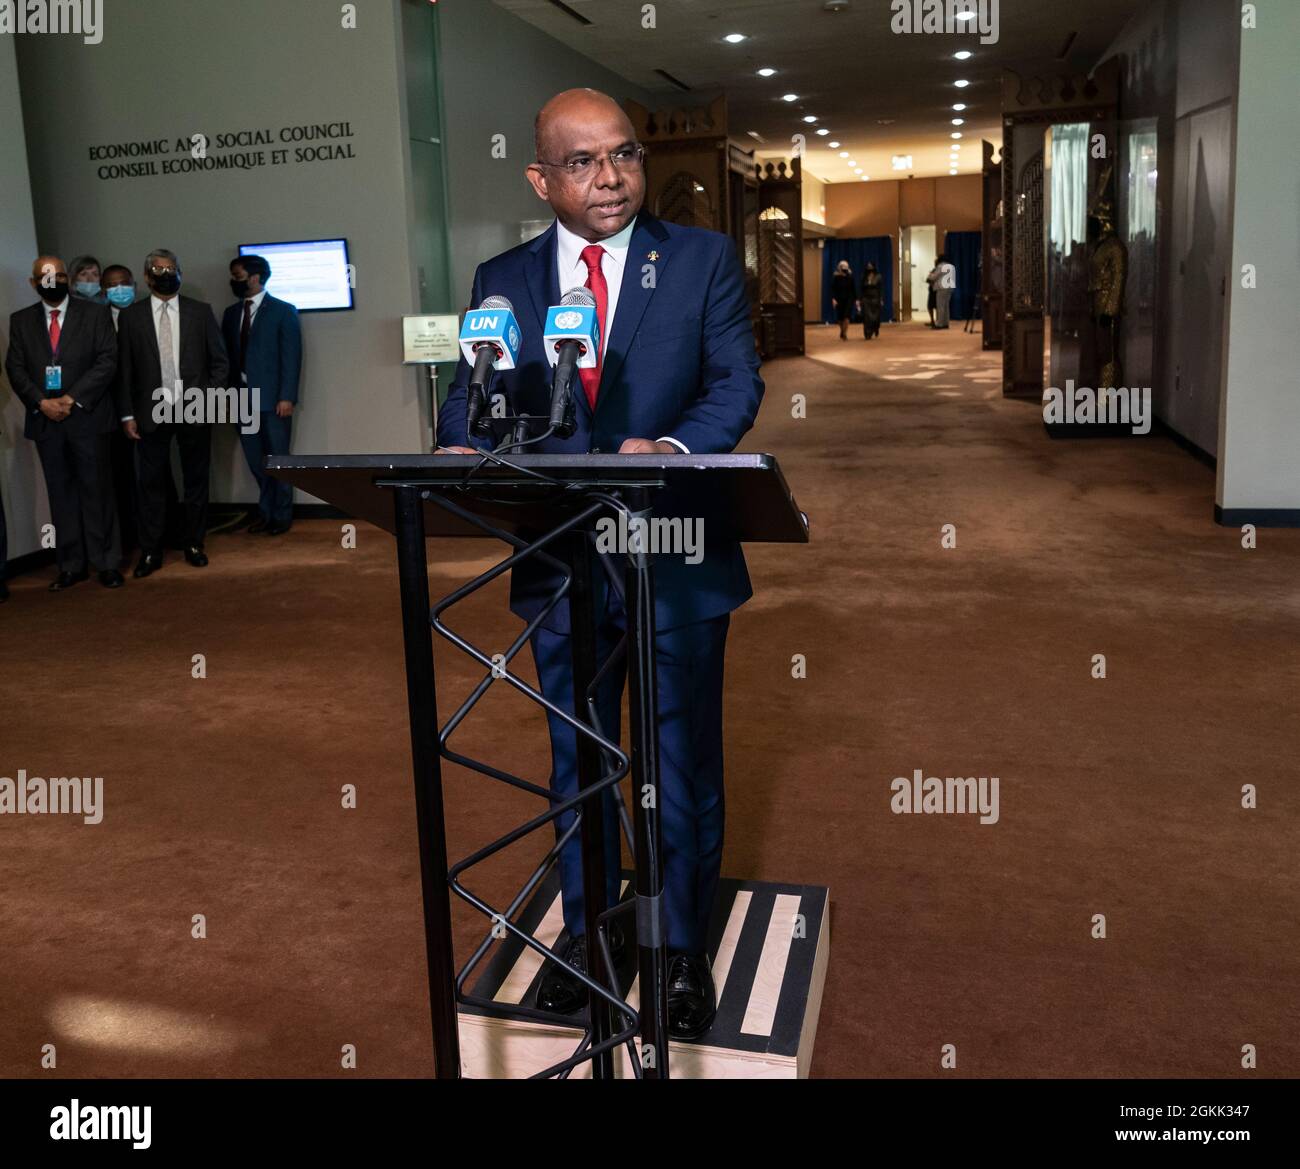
[
  {"left": 436, "top": 89, "right": 764, "bottom": 1039},
  {"left": 221, "top": 254, "right": 302, "bottom": 535},
  {"left": 115, "top": 249, "right": 228, "bottom": 576},
  {"left": 4, "top": 255, "right": 122, "bottom": 590}
]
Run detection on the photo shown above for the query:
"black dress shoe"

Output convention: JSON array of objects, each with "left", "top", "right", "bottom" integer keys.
[
  {"left": 246, "top": 517, "right": 269, "bottom": 534},
  {"left": 134, "top": 553, "right": 162, "bottom": 578},
  {"left": 184, "top": 546, "right": 209, "bottom": 567},
  {"left": 98, "top": 569, "right": 125, "bottom": 589},
  {"left": 265, "top": 523, "right": 291, "bottom": 536},
  {"left": 666, "top": 952, "right": 716, "bottom": 1041},
  {"left": 0, "top": 582, "right": 9, "bottom": 603},
  {"left": 536, "top": 923, "right": 627, "bottom": 1015},
  {"left": 49, "top": 570, "right": 89, "bottom": 592}
]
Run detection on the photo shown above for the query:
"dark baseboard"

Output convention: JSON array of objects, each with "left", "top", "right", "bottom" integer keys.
[
  {"left": 3, "top": 503, "right": 354, "bottom": 580},
  {"left": 209, "top": 501, "right": 351, "bottom": 521},
  {"left": 1215, "top": 506, "right": 1300, "bottom": 528},
  {"left": 1153, "top": 420, "right": 1216, "bottom": 469},
  {"left": 2, "top": 547, "right": 56, "bottom": 579}
]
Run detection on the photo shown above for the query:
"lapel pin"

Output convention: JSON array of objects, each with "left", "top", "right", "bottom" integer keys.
[{"left": 647, "top": 250, "right": 659, "bottom": 261}]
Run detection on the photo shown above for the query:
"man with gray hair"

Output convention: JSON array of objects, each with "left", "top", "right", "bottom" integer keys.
[{"left": 114, "top": 249, "right": 228, "bottom": 576}]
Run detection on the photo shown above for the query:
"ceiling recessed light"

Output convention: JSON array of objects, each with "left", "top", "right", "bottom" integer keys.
[
  {"left": 782, "top": 93, "right": 799, "bottom": 102},
  {"left": 949, "top": 169, "right": 958, "bottom": 175},
  {"left": 954, "top": 50, "right": 972, "bottom": 60},
  {"left": 951, "top": 132, "right": 963, "bottom": 139},
  {"left": 839, "top": 151, "right": 849, "bottom": 157},
  {"left": 952, "top": 103, "right": 967, "bottom": 111},
  {"left": 846, "top": 160, "right": 856, "bottom": 167},
  {"left": 816, "top": 128, "right": 829, "bottom": 136},
  {"left": 803, "top": 115, "right": 818, "bottom": 123},
  {"left": 891, "top": 154, "right": 912, "bottom": 170},
  {"left": 724, "top": 33, "right": 747, "bottom": 43},
  {"left": 952, "top": 118, "right": 964, "bottom": 125},
  {"left": 828, "top": 141, "right": 840, "bottom": 148},
  {"left": 853, "top": 167, "right": 863, "bottom": 174},
  {"left": 954, "top": 79, "right": 970, "bottom": 88},
  {"left": 860, "top": 175, "right": 869, "bottom": 181},
  {"left": 757, "top": 67, "right": 776, "bottom": 77}
]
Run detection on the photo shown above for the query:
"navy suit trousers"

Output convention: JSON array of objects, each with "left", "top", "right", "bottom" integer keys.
[
  {"left": 239, "top": 411, "right": 294, "bottom": 526},
  {"left": 530, "top": 604, "right": 729, "bottom": 954}
]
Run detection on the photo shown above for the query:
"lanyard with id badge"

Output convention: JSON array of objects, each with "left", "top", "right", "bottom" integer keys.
[{"left": 45, "top": 310, "right": 63, "bottom": 395}]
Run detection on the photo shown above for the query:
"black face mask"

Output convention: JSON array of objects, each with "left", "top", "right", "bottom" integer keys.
[
  {"left": 230, "top": 278, "right": 251, "bottom": 298},
  {"left": 37, "top": 281, "right": 69, "bottom": 304},
  {"left": 152, "top": 271, "right": 181, "bottom": 295}
]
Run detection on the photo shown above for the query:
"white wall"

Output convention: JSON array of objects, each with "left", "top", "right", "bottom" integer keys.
[
  {"left": 0, "top": 34, "right": 45, "bottom": 563},
  {"left": 1216, "top": 1, "right": 1300, "bottom": 516}
]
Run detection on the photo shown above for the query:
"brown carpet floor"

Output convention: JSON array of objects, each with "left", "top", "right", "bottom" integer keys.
[{"left": 2, "top": 319, "right": 1297, "bottom": 1078}]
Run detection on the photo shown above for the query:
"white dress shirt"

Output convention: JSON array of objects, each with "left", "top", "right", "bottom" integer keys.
[
  {"left": 42, "top": 294, "right": 70, "bottom": 338},
  {"left": 552, "top": 218, "right": 688, "bottom": 453},
  {"left": 152, "top": 293, "right": 183, "bottom": 402}
]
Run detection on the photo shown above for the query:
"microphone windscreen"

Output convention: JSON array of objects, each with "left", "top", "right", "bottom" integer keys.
[
  {"left": 560, "top": 286, "right": 596, "bottom": 308},
  {"left": 480, "top": 294, "right": 515, "bottom": 312}
]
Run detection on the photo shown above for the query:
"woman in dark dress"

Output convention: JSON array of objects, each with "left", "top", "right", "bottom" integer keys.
[
  {"left": 831, "top": 260, "right": 857, "bottom": 340},
  {"left": 861, "top": 261, "right": 883, "bottom": 339}
]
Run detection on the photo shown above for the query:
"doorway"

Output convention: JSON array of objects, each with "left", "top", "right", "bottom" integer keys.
[{"left": 902, "top": 225, "right": 936, "bottom": 322}]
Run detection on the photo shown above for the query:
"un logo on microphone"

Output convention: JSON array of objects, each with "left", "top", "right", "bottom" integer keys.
[{"left": 554, "top": 310, "right": 583, "bottom": 329}]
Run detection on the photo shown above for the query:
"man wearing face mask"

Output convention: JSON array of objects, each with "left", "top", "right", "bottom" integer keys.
[
  {"left": 101, "top": 264, "right": 140, "bottom": 553},
  {"left": 3, "top": 255, "right": 123, "bottom": 590},
  {"left": 115, "top": 248, "right": 228, "bottom": 576},
  {"left": 101, "top": 265, "right": 137, "bottom": 328},
  {"left": 222, "top": 254, "right": 302, "bottom": 535}
]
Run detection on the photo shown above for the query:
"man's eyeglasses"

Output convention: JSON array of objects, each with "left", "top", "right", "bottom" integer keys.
[{"left": 535, "top": 144, "right": 644, "bottom": 180}]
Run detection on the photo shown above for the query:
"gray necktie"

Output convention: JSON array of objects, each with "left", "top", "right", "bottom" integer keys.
[{"left": 159, "top": 300, "right": 177, "bottom": 402}]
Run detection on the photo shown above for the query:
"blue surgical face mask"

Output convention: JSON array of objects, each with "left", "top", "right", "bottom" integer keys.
[
  {"left": 75, "top": 281, "right": 102, "bottom": 299},
  {"left": 105, "top": 285, "right": 135, "bottom": 308}
]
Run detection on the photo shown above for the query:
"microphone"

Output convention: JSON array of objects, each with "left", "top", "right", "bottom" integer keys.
[
  {"left": 543, "top": 287, "right": 600, "bottom": 438},
  {"left": 457, "top": 294, "right": 521, "bottom": 440}
]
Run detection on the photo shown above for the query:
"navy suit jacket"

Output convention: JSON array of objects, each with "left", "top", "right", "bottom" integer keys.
[
  {"left": 221, "top": 293, "right": 303, "bottom": 409},
  {"left": 436, "top": 211, "right": 764, "bottom": 634}
]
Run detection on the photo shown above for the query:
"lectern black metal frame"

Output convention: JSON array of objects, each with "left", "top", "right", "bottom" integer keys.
[{"left": 270, "top": 452, "right": 808, "bottom": 1080}]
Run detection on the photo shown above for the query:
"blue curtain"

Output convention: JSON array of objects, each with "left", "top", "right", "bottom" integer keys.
[
  {"left": 942, "top": 230, "right": 981, "bottom": 320},
  {"left": 822, "top": 236, "right": 894, "bottom": 324}
]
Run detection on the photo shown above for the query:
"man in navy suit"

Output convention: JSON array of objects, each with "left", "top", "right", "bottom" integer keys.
[
  {"left": 222, "top": 255, "right": 303, "bottom": 535},
  {"left": 436, "top": 88, "right": 764, "bottom": 1039}
]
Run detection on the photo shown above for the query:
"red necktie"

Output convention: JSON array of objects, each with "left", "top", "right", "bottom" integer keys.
[
  {"left": 48, "top": 308, "right": 61, "bottom": 355},
  {"left": 578, "top": 244, "right": 608, "bottom": 410}
]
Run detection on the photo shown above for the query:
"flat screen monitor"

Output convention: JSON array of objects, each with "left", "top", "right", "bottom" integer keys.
[{"left": 237, "top": 238, "right": 353, "bottom": 312}]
